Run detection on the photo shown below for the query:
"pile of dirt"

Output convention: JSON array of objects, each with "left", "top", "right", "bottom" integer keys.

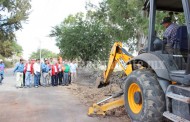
[
  {"left": 66, "top": 83, "right": 129, "bottom": 121},
  {"left": 76, "top": 67, "right": 127, "bottom": 87},
  {"left": 66, "top": 83, "right": 121, "bottom": 106},
  {"left": 66, "top": 68, "right": 130, "bottom": 121}
]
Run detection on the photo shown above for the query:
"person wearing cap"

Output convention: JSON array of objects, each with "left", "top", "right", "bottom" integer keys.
[
  {"left": 161, "top": 17, "right": 179, "bottom": 53},
  {"left": 0, "top": 59, "right": 5, "bottom": 84},
  {"left": 41, "top": 59, "right": 51, "bottom": 87},
  {"left": 13, "top": 59, "right": 24, "bottom": 88}
]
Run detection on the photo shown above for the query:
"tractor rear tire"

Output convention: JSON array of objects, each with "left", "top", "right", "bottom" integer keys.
[{"left": 124, "top": 69, "right": 166, "bottom": 122}]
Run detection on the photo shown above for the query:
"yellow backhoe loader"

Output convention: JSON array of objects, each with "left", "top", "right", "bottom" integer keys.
[{"left": 89, "top": 0, "right": 190, "bottom": 122}]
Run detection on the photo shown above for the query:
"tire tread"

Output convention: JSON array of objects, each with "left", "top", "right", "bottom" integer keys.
[{"left": 125, "top": 69, "right": 165, "bottom": 122}]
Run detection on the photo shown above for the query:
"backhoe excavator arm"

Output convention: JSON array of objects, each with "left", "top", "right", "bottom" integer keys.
[
  {"left": 89, "top": 42, "right": 133, "bottom": 116},
  {"left": 96, "top": 42, "right": 133, "bottom": 88}
]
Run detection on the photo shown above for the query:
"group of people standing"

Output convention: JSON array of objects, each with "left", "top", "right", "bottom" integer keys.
[{"left": 13, "top": 57, "right": 77, "bottom": 88}]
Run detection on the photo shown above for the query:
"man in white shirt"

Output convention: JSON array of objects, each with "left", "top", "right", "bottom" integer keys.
[
  {"left": 33, "top": 59, "right": 41, "bottom": 88},
  {"left": 70, "top": 61, "right": 78, "bottom": 83}
]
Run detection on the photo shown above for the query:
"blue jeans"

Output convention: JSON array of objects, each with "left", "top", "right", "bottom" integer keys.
[
  {"left": 63, "top": 72, "right": 69, "bottom": 85},
  {"left": 51, "top": 74, "right": 58, "bottom": 86},
  {"left": 58, "top": 72, "right": 63, "bottom": 85},
  {"left": 0, "top": 73, "right": 3, "bottom": 83},
  {"left": 25, "top": 72, "right": 32, "bottom": 86},
  {"left": 34, "top": 72, "right": 40, "bottom": 86}
]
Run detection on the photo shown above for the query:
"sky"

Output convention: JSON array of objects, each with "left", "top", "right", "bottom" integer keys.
[{"left": 16, "top": 0, "right": 100, "bottom": 59}]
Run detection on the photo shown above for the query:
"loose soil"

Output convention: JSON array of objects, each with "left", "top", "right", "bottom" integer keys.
[{"left": 66, "top": 68, "right": 131, "bottom": 122}]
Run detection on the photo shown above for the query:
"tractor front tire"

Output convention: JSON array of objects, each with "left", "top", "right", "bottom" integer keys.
[{"left": 124, "top": 69, "right": 165, "bottom": 122}]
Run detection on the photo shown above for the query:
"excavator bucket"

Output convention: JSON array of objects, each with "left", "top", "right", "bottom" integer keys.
[
  {"left": 95, "top": 76, "right": 103, "bottom": 88},
  {"left": 95, "top": 76, "right": 107, "bottom": 88}
]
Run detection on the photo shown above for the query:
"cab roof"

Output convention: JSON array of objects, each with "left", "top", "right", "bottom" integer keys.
[{"left": 143, "top": 0, "right": 190, "bottom": 12}]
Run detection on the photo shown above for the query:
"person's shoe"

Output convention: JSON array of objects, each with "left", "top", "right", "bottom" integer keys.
[{"left": 35, "top": 86, "right": 38, "bottom": 88}]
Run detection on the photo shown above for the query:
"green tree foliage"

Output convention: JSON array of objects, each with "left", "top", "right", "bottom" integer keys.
[
  {"left": 86, "top": 0, "right": 186, "bottom": 51},
  {"left": 50, "top": 13, "right": 112, "bottom": 63},
  {"left": 12, "top": 41, "right": 23, "bottom": 56},
  {"left": 0, "top": 41, "right": 23, "bottom": 57},
  {"left": 0, "top": 0, "right": 30, "bottom": 58},
  {"left": 86, "top": 0, "right": 149, "bottom": 51},
  {"left": 29, "top": 49, "right": 57, "bottom": 59},
  {"left": 0, "top": 0, "right": 31, "bottom": 41},
  {"left": 0, "top": 54, "right": 13, "bottom": 68},
  {"left": 52, "top": 0, "right": 186, "bottom": 62}
]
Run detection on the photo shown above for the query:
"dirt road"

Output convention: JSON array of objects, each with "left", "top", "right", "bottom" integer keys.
[{"left": 0, "top": 69, "right": 124, "bottom": 122}]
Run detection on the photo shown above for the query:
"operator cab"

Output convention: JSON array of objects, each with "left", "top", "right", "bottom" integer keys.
[
  {"left": 143, "top": 0, "right": 190, "bottom": 85},
  {"left": 141, "top": 1, "right": 190, "bottom": 120}
]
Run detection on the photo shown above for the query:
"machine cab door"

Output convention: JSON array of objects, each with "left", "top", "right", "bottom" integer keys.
[{"left": 169, "top": 0, "right": 190, "bottom": 85}]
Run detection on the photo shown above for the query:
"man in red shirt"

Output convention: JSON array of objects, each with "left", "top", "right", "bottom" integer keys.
[
  {"left": 51, "top": 62, "right": 58, "bottom": 86},
  {"left": 24, "top": 59, "right": 33, "bottom": 88}
]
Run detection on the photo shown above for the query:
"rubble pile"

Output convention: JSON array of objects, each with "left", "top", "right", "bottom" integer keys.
[{"left": 66, "top": 68, "right": 130, "bottom": 121}]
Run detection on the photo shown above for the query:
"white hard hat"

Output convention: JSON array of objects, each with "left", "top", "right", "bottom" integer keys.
[{"left": 0, "top": 59, "right": 2, "bottom": 62}]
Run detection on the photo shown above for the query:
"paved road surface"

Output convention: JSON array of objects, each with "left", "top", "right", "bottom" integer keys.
[{"left": 0, "top": 69, "right": 122, "bottom": 122}]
